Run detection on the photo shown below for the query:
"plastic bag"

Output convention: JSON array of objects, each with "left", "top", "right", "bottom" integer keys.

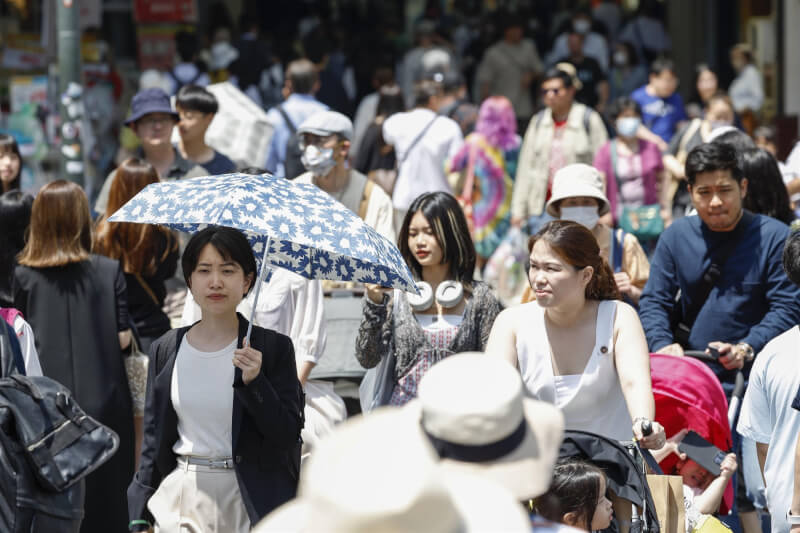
[{"left": 484, "top": 227, "right": 528, "bottom": 306}]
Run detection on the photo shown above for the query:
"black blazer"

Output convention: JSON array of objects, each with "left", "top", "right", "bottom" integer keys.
[{"left": 127, "top": 314, "right": 304, "bottom": 528}]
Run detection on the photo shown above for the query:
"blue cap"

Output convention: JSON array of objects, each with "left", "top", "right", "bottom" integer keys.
[{"left": 125, "top": 88, "right": 178, "bottom": 126}]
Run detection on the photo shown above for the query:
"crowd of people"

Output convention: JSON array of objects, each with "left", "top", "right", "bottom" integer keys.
[{"left": 3, "top": 2, "right": 800, "bottom": 533}]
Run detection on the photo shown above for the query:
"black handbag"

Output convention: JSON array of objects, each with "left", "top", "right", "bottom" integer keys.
[{"left": 0, "top": 374, "right": 119, "bottom": 532}]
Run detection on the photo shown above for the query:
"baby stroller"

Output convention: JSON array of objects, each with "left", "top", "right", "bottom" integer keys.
[
  {"left": 560, "top": 430, "right": 661, "bottom": 533},
  {"left": 651, "top": 352, "right": 741, "bottom": 514}
]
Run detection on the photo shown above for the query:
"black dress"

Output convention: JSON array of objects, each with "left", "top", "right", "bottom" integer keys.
[{"left": 14, "top": 254, "right": 134, "bottom": 533}]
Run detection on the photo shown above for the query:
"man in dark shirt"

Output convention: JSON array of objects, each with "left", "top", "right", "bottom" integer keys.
[
  {"left": 558, "top": 31, "right": 608, "bottom": 113},
  {"left": 175, "top": 85, "right": 236, "bottom": 175},
  {"left": 639, "top": 142, "right": 800, "bottom": 384}
]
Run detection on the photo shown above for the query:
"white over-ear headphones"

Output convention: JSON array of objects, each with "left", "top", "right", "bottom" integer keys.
[{"left": 406, "top": 281, "right": 464, "bottom": 312}]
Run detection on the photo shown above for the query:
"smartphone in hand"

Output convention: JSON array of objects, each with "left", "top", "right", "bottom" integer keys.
[{"left": 678, "top": 430, "right": 726, "bottom": 476}]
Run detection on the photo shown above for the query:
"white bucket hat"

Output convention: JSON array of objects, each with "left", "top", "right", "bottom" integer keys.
[
  {"left": 412, "top": 352, "right": 565, "bottom": 501},
  {"left": 545, "top": 163, "right": 610, "bottom": 217},
  {"left": 253, "top": 408, "right": 530, "bottom": 532}
]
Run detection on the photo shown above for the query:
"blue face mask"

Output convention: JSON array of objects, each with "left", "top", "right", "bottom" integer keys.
[{"left": 616, "top": 117, "right": 641, "bottom": 138}]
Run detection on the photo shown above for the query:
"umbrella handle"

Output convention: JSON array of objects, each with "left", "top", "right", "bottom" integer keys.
[{"left": 245, "top": 235, "right": 272, "bottom": 345}]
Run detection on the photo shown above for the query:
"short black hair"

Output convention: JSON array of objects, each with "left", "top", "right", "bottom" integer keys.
[
  {"left": 783, "top": 230, "right": 800, "bottom": 286},
  {"left": 175, "top": 31, "right": 199, "bottom": 63},
  {"left": 542, "top": 67, "right": 573, "bottom": 88},
  {"left": 685, "top": 142, "right": 744, "bottom": 186},
  {"left": 175, "top": 85, "right": 219, "bottom": 114},
  {"left": 608, "top": 96, "right": 641, "bottom": 120},
  {"left": 398, "top": 192, "right": 476, "bottom": 285},
  {"left": 182, "top": 226, "right": 257, "bottom": 296},
  {"left": 712, "top": 129, "right": 756, "bottom": 153},
  {"left": 649, "top": 56, "right": 676, "bottom": 77},
  {"left": 238, "top": 166, "right": 268, "bottom": 175}
]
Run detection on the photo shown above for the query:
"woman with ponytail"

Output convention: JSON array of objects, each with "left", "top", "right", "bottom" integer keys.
[{"left": 487, "top": 219, "right": 666, "bottom": 447}]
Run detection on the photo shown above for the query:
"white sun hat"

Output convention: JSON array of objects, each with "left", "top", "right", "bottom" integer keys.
[
  {"left": 413, "top": 352, "right": 565, "bottom": 501},
  {"left": 253, "top": 407, "right": 531, "bottom": 532}
]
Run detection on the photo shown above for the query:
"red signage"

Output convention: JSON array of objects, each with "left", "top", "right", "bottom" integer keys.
[{"left": 134, "top": 0, "right": 197, "bottom": 23}]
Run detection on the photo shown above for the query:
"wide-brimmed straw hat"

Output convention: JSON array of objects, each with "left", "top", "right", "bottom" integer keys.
[
  {"left": 411, "top": 352, "right": 565, "bottom": 501},
  {"left": 545, "top": 163, "right": 610, "bottom": 217},
  {"left": 253, "top": 408, "right": 530, "bottom": 532}
]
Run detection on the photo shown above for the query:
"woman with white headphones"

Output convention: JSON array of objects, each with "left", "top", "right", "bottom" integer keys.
[{"left": 357, "top": 191, "right": 502, "bottom": 408}]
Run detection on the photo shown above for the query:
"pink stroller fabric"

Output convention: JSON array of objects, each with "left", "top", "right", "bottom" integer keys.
[{"left": 651, "top": 353, "right": 734, "bottom": 513}]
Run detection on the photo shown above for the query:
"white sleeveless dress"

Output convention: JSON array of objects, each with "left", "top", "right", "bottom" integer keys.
[{"left": 516, "top": 300, "right": 633, "bottom": 441}]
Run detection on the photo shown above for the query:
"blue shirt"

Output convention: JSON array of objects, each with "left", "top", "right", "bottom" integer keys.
[
  {"left": 264, "top": 94, "right": 328, "bottom": 178},
  {"left": 639, "top": 212, "right": 800, "bottom": 383},
  {"left": 631, "top": 85, "right": 687, "bottom": 143},
  {"left": 202, "top": 150, "right": 236, "bottom": 175}
]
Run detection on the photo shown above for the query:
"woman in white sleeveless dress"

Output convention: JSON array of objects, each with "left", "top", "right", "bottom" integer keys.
[{"left": 487, "top": 220, "right": 666, "bottom": 448}]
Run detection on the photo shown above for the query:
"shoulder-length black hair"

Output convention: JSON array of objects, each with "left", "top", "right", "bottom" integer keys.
[
  {"left": 0, "top": 190, "right": 33, "bottom": 306},
  {"left": 398, "top": 192, "right": 476, "bottom": 285},
  {"left": 739, "top": 148, "right": 795, "bottom": 224}
]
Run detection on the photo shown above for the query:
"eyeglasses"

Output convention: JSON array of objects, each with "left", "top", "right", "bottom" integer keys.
[
  {"left": 137, "top": 115, "right": 175, "bottom": 128},
  {"left": 541, "top": 87, "right": 565, "bottom": 97}
]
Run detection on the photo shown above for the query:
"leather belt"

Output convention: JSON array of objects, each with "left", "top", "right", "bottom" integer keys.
[{"left": 178, "top": 456, "right": 234, "bottom": 469}]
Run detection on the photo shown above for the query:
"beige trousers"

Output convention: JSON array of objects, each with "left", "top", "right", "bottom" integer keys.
[{"left": 148, "top": 461, "right": 250, "bottom": 533}]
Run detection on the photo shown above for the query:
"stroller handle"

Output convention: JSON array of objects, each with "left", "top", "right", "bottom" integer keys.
[{"left": 683, "top": 350, "right": 718, "bottom": 362}]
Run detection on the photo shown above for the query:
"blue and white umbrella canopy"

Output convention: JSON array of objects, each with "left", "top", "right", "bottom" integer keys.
[{"left": 109, "top": 173, "right": 417, "bottom": 293}]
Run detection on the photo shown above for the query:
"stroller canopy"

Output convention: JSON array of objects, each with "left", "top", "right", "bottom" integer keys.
[{"left": 651, "top": 353, "right": 734, "bottom": 513}]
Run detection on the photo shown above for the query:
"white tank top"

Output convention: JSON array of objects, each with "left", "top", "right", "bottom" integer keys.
[{"left": 516, "top": 300, "right": 633, "bottom": 441}]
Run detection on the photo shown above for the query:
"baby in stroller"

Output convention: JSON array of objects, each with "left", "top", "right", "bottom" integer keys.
[
  {"left": 653, "top": 428, "right": 738, "bottom": 529},
  {"left": 533, "top": 460, "right": 615, "bottom": 532}
]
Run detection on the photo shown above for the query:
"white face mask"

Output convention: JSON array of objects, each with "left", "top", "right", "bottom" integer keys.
[
  {"left": 561, "top": 206, "right": 600, "bottom": 229},
  {"left": 616, "top": 117, "right": 641, "bottom": 138},
  {"left": 613, "top": 51, "right": 628, "bottom": 67},
  {"left": 301, "top": 144, "right": 336, "bottom": 176}
]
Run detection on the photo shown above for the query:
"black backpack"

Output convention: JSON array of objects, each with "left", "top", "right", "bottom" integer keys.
[
  {"left": 275, "top": 105, "right": 306, "bottom": 180},
  {"left": 0, "top": 375, "right": 119, "bottom": 532}
]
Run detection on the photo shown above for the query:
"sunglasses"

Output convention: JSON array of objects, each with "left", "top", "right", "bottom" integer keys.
[{"left": 541, "top": 88, "right": 565, "bottom": 97}]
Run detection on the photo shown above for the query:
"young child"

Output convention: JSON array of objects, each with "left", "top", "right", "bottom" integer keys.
[
  {"left": 534, "top": 460, "right": 614, "bottom": 532},
  {"left": 654, "top": 428, "right": 738, "bottom": 531}
]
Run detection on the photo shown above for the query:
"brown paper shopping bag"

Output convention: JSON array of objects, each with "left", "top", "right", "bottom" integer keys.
[{"left": 646, "top": 474, "right": 685, "bottom": 533}]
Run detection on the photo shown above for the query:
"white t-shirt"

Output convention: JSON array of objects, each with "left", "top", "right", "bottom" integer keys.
[
  {"left": 171, "top": 336, "right": 236, "bottom": 458},
  {"left": 737, "top": 326, "right": 800, "bottom": 533},
  {"left": 383, "top": 108, "right": 463, "bottom": 211}
]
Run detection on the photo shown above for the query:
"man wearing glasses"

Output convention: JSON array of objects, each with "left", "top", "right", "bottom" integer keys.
[
  {"left": 511, "top": 64, "right": 607, "bottom": 234},
  {"left": 94, "top": 87, "right": 207, "bottom": 214}
]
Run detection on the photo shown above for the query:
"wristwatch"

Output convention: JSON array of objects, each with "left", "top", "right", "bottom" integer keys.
[
  {"left": 787, "top": 510, "right": 800, "bottom": 525},
  {"left": 736, "top": 342, "right": 755, "bottom": 362}
]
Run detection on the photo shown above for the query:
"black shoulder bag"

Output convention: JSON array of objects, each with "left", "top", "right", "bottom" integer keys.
[{"left": 672, "top": 211, "right": 754, "bottom": 347}]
